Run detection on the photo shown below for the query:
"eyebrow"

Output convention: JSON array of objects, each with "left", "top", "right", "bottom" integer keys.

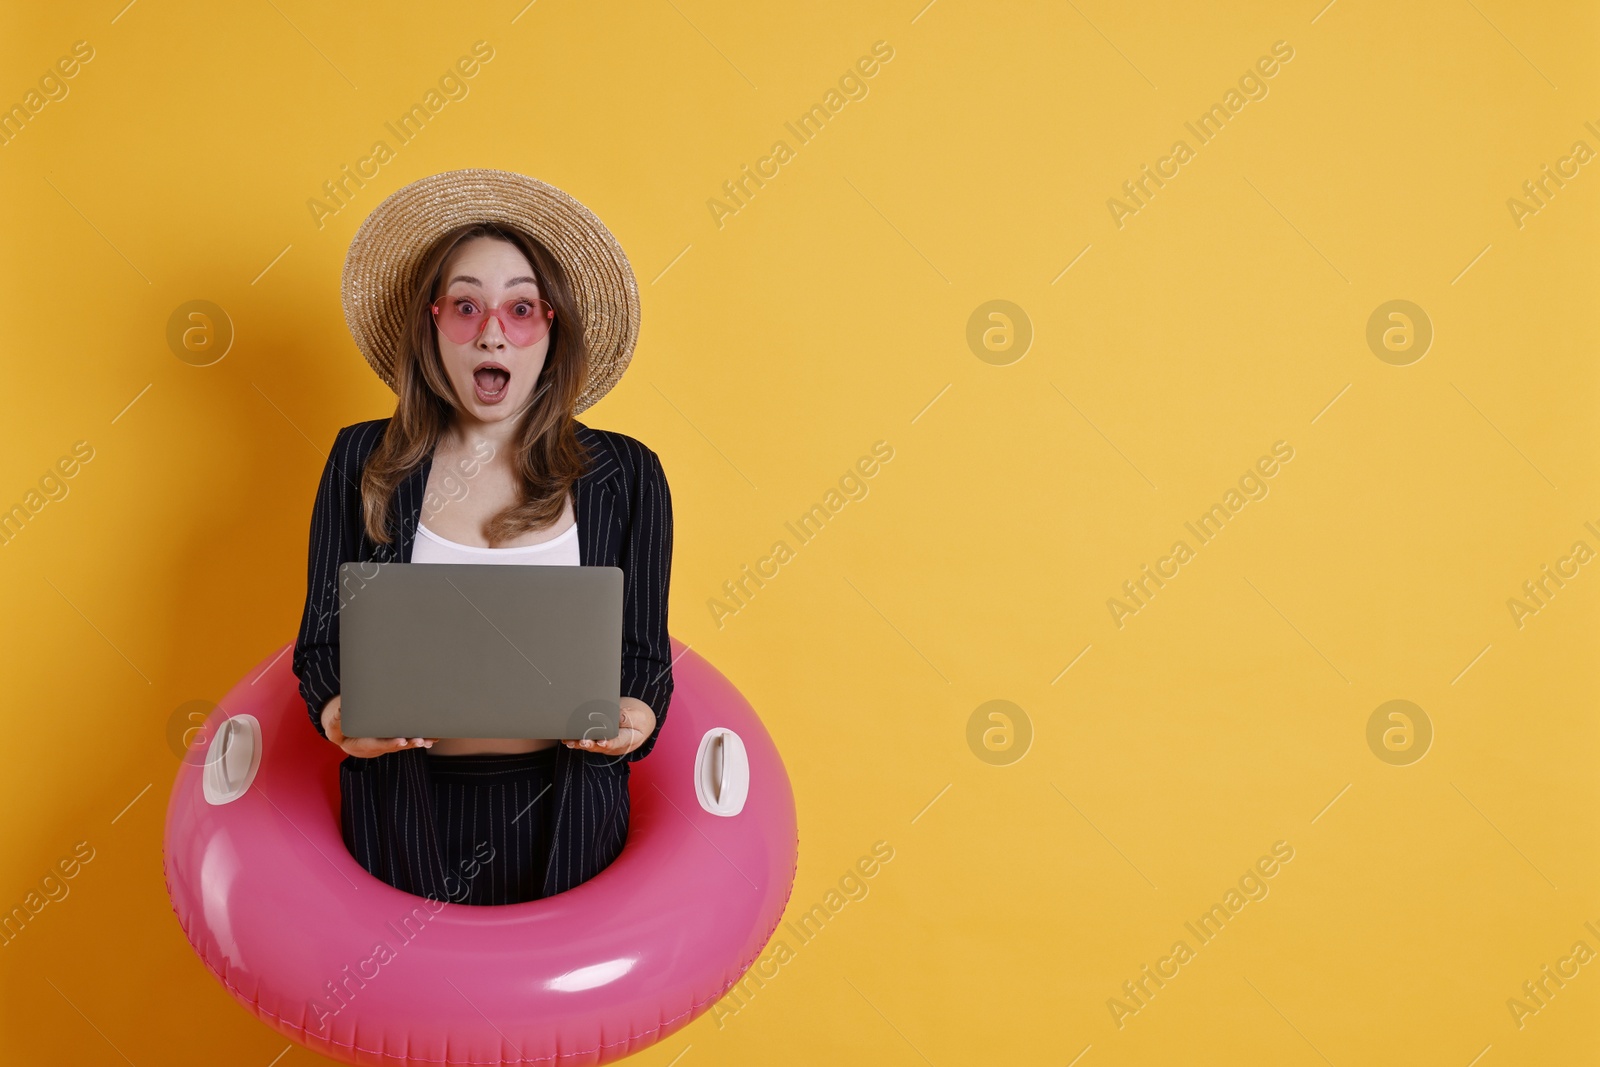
[{"left": 446, "top": 275, "right": 539, "bottom": 287}]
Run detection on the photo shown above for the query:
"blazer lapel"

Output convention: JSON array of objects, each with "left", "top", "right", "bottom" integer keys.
[
  {"left": 395, "top": 452, "right": 433, "bottom": 564},
  {"left": 572, "top": 420, "right": 623, "bottom": 566}
]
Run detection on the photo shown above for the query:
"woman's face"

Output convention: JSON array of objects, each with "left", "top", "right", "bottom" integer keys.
[{"left": 433, "top": 235, "right": 552, "bottom": 424}]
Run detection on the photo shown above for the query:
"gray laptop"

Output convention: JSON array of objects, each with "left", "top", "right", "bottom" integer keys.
[{"left": 337, "top": 562, "right": 624, "bottom": 741}]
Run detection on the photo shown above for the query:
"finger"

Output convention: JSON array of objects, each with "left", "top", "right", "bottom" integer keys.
[{"left": 590, "top": 728, "right": 637, "bottom": 754}]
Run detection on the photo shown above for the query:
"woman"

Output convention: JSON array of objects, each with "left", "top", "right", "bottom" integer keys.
[{"left": 291, "top": 169, "right": 674, "bottom": 907}]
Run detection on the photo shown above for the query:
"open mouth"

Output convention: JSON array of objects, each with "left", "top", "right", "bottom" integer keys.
[{"left": 472, "top": 362, "right": 510, "bottom": 404}]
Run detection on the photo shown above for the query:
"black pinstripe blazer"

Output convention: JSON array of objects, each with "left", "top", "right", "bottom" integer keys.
[{"left": 290, "top": 416, "right": 674, "bottom": 900}]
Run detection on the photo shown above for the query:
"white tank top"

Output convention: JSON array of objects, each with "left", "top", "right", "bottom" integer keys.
[{"left": 411, "top": 520, "right": 580, "bottom": 566}]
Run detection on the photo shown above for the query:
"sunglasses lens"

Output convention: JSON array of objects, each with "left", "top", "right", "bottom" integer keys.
[{"left": 498, "top": 300, "right": 554, "bottom": 345}]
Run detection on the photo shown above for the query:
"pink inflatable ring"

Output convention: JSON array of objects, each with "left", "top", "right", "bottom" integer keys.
[{"left": 163, "top": 638, "right": 798, "bottom": 1066}]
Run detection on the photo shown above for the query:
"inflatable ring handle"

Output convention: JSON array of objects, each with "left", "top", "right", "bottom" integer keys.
[
  {"left": 695, "top": 727, "right": 749, "bottom": 816},
  {"left": 202, "top": 714, "right": 262, "bottom": 806}
]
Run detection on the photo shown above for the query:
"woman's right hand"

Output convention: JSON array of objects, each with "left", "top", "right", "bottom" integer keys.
[{"left": 320, "top": 695, "right": 435, "bottom": 758}]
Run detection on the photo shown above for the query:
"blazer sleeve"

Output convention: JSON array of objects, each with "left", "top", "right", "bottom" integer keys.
[
  {"left": 292, "top": 425, "right": 360, "bottom": 740},
  {"left": 617, "top": 444, "right": 674, "bottom": 762}
]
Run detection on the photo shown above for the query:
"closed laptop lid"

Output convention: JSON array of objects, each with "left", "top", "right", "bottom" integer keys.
[{"left": 337, "top": 562, "right": 623, "bottom": 741}]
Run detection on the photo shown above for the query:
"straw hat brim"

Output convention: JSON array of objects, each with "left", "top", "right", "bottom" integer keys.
[{"left": 340, "top": 168, "right": 640, "bottom": 415}]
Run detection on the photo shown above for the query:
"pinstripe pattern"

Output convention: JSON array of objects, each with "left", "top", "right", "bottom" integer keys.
[
  {"left": 427, "top": 749, "right": 557, "bottom": 905},
  {"left": 292, "top": 417, "right": 673, "bottom": 901}
]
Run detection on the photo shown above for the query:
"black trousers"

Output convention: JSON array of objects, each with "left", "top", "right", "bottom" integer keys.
[
  {"left": 341, "top": 747, "right": 559, "bottom": 906},
  {"left": 427, "top": 747, "right": 558, "bottom": 906},
  {"left": 339, "top": 742, "right": 630, "bottom": 903}
]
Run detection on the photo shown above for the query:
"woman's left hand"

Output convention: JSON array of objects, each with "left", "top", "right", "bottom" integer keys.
[{"left": 565, "top": 697, "right": 655, "bottom": 759}]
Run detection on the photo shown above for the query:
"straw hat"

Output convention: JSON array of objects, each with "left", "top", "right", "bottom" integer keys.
[{"left": 340, "top": 168, "right": 641, "bottom": 414}]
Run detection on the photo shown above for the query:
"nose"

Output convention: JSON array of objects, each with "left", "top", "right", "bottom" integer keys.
[{"left": 476, "top": 312, "right": 508, "bottom": 350}]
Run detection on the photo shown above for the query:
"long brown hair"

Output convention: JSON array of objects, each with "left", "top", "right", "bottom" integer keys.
[{"left": 359, "top": 221, "right": 591, "bottom": 546}]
